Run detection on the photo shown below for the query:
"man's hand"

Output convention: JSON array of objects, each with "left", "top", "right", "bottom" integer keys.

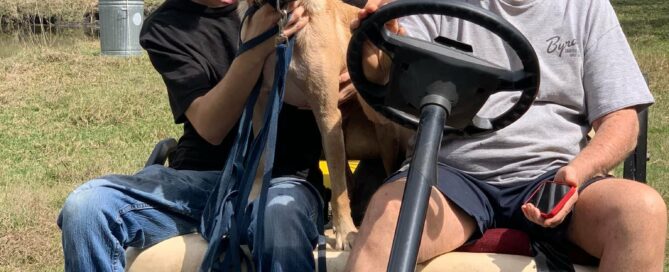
[
  {"left": 521, "top": 165, "right": 582, "bottom": 228},
  {"left": 350, "top": 0, "right": 403, "bottom": 85},
  {"left": 241, "top": 2, "right": 310, "bottom": 58}
]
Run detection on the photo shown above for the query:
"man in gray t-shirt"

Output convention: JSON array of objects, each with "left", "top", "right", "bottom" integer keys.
[{"left": 346, "top": 0, "right": 666, "bottom": 271}]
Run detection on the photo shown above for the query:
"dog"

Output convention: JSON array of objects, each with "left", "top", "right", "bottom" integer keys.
[{"left": 240, "top": 0, "right": 412, "bottom": 250}]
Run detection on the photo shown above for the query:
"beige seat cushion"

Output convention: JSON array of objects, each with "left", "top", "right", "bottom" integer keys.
[
  {"left": 126, "top": 233, "right": 207, "bottom": 272},
  {"left": 126, "top": 233, "right": 596, "bottom": 272},
  {"left": 419, "top": 252, "right": 595, "bottom": 272}
]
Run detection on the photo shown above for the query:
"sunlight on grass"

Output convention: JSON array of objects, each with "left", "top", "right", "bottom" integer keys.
[{"left": 0, "top": 30, "right": 179, "bottom": 271}]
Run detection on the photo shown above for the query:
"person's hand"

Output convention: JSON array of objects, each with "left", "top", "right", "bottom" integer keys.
[
  {"left": 241, "top": 2, "right": 310, "bottom": 57},
  {"left": 350, "top": 0, "right": 403, "bottom": 85},
  {"left": 521, "top": 165, "right": 583, "bottom": 228}
]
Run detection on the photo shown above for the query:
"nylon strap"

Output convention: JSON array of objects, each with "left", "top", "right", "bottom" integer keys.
[{"left": 199, "top": 6, "right": 327, "bottom": 272}]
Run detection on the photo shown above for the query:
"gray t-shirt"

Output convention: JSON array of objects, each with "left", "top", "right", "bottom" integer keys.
[{"left": 399, "top": 0, "right": 654, "bottom": 186}]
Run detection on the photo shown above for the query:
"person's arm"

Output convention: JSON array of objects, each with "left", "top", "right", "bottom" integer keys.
[
  {"left": 522, "top": 107, "right": 639, "bottom": 227},
  {"left": 566, "top": 107, "right": 639, "bottom": 183},
  {"left": 523, "top": 0, "right": 654, "bottom": 228},
  {"left": 187, "top": 3, "right": 309, "bottom": 145},
  {"left": 186, "top": 48, "right": 271, "bottom": 145}
]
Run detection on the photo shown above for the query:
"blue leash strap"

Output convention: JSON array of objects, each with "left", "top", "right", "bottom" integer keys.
[
  {"left": 253, "top": 37, "right": 290, "bottom": 271},
  {"left": 199, "top": 76, "right": 260, "bottom": 271},
  {"left": 253, "top": 32, "right": 328, "bottom": 272},
  {"left": 200, "top": 6, "right": 327, "bottom": 272},
  {"left": 220, "top": 34, "right": 291, "bottom": 272},
  {"left": 199, "top": 5, "right": 268, "bottom": 270}
]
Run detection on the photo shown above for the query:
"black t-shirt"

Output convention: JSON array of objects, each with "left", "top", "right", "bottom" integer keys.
[{"left": 139, "top": 0, "right": 324, "bottom": 192}]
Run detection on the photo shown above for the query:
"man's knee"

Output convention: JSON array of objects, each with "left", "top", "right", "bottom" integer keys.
[
  {"left": 579, "top": 179, "right": 667, "bottom": 230},
  {"left": 607, "top": 180, "right": 665, "bottom": 221},
  {"left": 636, "top": 184, "right": 666, "bottom": 215},
  {"left": 571, "top": 179, "right": 666, "bottom": 270},
  {"left": 364, "top": 181, "right": 406, "bottom": 223}
]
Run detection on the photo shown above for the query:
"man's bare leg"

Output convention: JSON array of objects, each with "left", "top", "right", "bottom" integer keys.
[
  {"left": 568, "top": 178, "right": 667, "bottom": 271},
  {"left": 345, "top": 179, "right": 477, "bottom": 271}
]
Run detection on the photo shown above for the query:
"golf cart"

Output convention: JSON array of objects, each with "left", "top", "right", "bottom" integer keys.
[{"left": 126, "top": 0, "right": 650, "bottom": 271}]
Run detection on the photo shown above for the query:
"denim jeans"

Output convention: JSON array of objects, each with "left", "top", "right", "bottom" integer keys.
[{"left": 57, "top": 165, "right": 321, "bottom": 272}]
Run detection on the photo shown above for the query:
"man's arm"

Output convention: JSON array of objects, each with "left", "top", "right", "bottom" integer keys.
[
  {"left": 186, "top": 3, "right": 309, "bottom": 145},
  {"left": 568, "top": 107, "right": 639, "bottom": 184},
  {"left": 523, "top": 107, "right": 639, "bottom": 227}
]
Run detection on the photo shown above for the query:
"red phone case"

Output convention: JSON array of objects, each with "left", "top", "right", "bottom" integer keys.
[{"left": 524, "top": 181, "right": 576, "bottom": 219}]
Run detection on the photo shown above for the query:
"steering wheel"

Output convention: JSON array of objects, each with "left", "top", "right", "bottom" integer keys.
[{"left": 347, "top": 0, "right": 540, "bottom": 135}]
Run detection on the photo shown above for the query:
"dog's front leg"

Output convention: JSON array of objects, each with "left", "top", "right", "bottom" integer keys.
[
  {"left": 314, "top": 93, "right": 358, "bottom": 251},
  {"left": 301, "top": 65, "right": 358, "bottom": 251}
]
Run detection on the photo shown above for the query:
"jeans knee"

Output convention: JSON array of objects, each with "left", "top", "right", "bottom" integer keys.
[
  {"left": 265, "top": 194, "right": 312, "bottom": 226},
  {"left": 260, "top": 193, "right": 319, "bottom": 249},
  {"left": 59, "top": 181, "right": 118, "bottom": 231}
]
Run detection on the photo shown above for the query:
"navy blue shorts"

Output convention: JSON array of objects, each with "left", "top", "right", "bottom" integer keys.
[{"left": 387, "top": 164, "right": 605, "bottom": 243}]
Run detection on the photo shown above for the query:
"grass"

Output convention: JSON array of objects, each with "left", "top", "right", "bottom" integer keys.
[
  {"left": 613, "top": 0, "right": 669, "bottom": 200},
  {"left": 0, "top": 29, "right": 180, "bottom": 271},
  {"left": 0, "top": 0, "right": 667, "bottom": 271}
]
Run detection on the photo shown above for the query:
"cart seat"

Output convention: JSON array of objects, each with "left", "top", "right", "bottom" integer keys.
[{"left": 126, "top": 229, "right": 597, "bottom": 272}]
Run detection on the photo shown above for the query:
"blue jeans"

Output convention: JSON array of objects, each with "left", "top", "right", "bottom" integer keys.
[{"left": 57, "top": 165, "right": 321, "bottom": 272}]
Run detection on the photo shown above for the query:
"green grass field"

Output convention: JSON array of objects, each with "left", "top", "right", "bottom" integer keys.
[
  {"left": 0, "top": 30, "right": 180, "bottom": 271},
  {"left": 615, "top": 0, "right": 669, "bottom": 201},
  {"left": 0, "top": 0, "right": 667, "bottom": 271}
]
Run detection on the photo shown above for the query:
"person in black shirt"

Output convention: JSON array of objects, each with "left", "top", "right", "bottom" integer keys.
[{"left": 57, "top": 0, "right": 324, "bottom": 271}]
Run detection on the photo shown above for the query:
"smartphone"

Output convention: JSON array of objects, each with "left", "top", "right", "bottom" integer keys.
[{"left": 524, "top": 180, "right": 576, "bottom": 219}]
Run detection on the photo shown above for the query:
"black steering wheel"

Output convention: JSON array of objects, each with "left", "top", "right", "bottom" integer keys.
[{"left": 347, "top": 0, "right": 540, "bottom": 135}]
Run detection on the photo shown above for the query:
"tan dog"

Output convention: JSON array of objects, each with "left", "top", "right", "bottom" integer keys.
[{"left": 242, "top": 0, "right": 411, "bottom": 250}]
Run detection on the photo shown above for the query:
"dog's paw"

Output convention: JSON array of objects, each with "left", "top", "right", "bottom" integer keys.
[{"left": 334, "top": 224, "right": 358, "bottom": 251}]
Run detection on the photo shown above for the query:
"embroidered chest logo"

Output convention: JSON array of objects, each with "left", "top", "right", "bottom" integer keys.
[{"left": 545, "top": 36, "right": 579, "bottom": 57}]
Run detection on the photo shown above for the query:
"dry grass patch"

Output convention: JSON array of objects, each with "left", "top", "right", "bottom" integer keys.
[{"left": 0, "top": 184, "right": 65, "bottom": 271}]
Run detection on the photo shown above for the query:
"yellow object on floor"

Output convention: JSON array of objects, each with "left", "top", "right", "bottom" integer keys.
[{"left": 320, "top": 160, "right": 359, "bottom": 188}]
